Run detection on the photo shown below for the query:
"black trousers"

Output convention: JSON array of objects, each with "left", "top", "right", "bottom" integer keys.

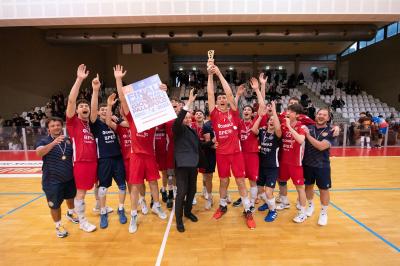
[{"left": 175, "top": 167, "right": 198, "bottom": 224}]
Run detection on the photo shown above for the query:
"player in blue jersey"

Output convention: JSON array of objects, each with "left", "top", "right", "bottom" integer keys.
[
  {"left": 90, "top": 74, "right": 127, "bottom": 229},
  {"left": 36, "top": 117, "right": 78, "bottom": 238},
  {"left": 302, "top": 108, "right": 336, "bottom": 226}
]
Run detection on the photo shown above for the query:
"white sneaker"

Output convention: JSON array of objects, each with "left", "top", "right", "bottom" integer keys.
[
  {"left": 192, "top": 197, "right": 197, "bottom": 205},
  {"left": 205, "top": 197, "right": 213, "bottom": 210},
  {"left": 129, "top": 215, "right": 138, "bottom": 233},
  {"left": 293, "top": 212, "right": 308, "bottom": 223},
  {"left": 139, "top": 199, "right": 149, "bottom": 215},
  {"left": 367, "top": 145, "right": 371, "bottom": 149},
  {"left": 93, "top": 206, "right": 113, "bottom": 214},
  {"left": 202, "top": 187, "right": 208, "bottom": 199},
  {"left": 152, "top": 205, "right": 167, "bottom": 220},
  {"left": 79, "top": 219, "right": 97, "bottom": 232},
  {"left": 318, "top": 212, "right": 328, "bottom": 226},
  {"left": 306, "top": 203, "right": 314, "bottom": 217},
  {"left": 276, "top": 202, "right": 290, "bottom": 211}
]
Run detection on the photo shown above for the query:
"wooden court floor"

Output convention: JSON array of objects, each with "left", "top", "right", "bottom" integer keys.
[{"left": 0, "top": 157, "right": 399, "bottom": 266}]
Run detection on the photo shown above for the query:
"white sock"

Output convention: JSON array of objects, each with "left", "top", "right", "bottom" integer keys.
[
  {"left": 118, "top": 204, "right": 124, "bottom": 210},
  {"left": 241, "top": 196, "right": 251, "bottom": 211},
  {"left": 366, "top": 137, "right": 371, "bottom": 146},
  {"left": 250, "top": 187, "right": 258, "bottom": 206},
  {"left": 100, "top": 207, "right": 107, "bottom": 215},
  {"left": 360, "top": 136, "right": 365, "bottom": 147},
  {"left": 300, "top": 206, "right": 306, "bottom": 215},
  {"left": 220, "top": 197, "right": 227, "bottom": 207},
  {"left": 321, "top": 205, "right": 329, "bottom": 214},
  {"left": 131, "top": 210, "right": 137, "bottom": 216},
  {"left": 153, "top": 201, "right": 161, "bottom": 208},
  {"left": 74, "top": 199, "right": 85, "bottom": 222},
  {"left": 67, "top": 208, "right": 74, "bottom": 215},
  {"left": 281, "top": 195, "right": 289, "bottom": 204},
  {"left": 55, "top": 220, "right": 62, "bottom": 228},
  {"left": 267, "top": 198, "right": 276, "bottom": 211},
  {"left": 161, "top": 187, "right": 166, "bottom": 192},
  {"left": 259, "top": 192, "right": 268, "bottom": 203}
]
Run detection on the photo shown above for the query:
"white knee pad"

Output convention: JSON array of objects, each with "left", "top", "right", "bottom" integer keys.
[
  {"left": 98, "top": 187, "right": 107, "bottom": 198},
  {"left": 360, "top": 136, "right": 365, "bottom": 143},
  {"left": 366, "top": 137, "right": 370, "bottom": 142}
]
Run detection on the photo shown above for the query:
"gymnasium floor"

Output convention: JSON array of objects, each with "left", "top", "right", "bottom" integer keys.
[{"left": 0, "top": 148, "right": 399, "bottom": 265}]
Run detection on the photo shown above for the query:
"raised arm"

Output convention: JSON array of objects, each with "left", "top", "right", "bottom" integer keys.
[
  {"left": 36, "top": 135, "right": 65, "bottom": 157},
  {"left": 250, "top": 77, "right": 266, "bottom": 109},
  {"left": 105, "top": 93, "right": 118, "bottom": 131},
  {"left": 285, "top": 118, "right": 305, "bottom": 144},
  {"left": 90, "top": 74, "right": 101, "bottom": 123},
  {"left": 271, "top": 101, "right": 282, "bottom": 138},
  {"left": 173, "top": 89, "right": 196, "bottom": 135},
  {"left": 66, "top": 64, "right": 89, "bottom": 118},
  {"left": 206, "top": 59, "right": 216, "bottom": 113},
  {"left": 259, "top": 73, "right": 268, "bottom": 100},
  {"left": 235, "top": 84, "right": 245, "bottom": 108},
  {"left": 113, "top": 65, "right": 129, "bottom": 116},
  {"left": 212, "top": 65, "right": 237, "bottom": 111}
]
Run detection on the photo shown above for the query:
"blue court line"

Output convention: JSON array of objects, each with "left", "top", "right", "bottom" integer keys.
[
  {"left": 0, "top": 194, "right": 44, "bottom": 219},
  {"left": 315, "top": 191, "right": 400, "bottom": 253}
]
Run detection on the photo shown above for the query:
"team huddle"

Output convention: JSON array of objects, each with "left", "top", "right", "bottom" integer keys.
[{"left": 36, "top": 61, "right": 337, "bottom": 238}]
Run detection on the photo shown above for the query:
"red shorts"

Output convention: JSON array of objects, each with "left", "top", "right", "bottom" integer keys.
[
  {"left": 278, "top": 164, "right": 304, "bottom": 186},
  {"left": 243, "top": 152, "right": 259, "bottom": 181},
  {"left": 166, "top": 149, "right": 174, "bottom": 169},
  {"left": 73, "top": 161, "right": 97, "bottom": 190},
  {"left": 216, "top": 153, "right": 246, "bottom": 178},
  {"left": 123, "top": 158, "right": 130, "bottom": 180},
  {"left": 156, "top": 151, "right": 168, "bottom": 171},
  {"left": 128, "top": 153, "right": 160, "bottom": 185}
]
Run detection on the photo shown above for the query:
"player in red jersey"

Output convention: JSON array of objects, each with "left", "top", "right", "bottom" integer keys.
[
  {"left": 233, "top": 77, "right": 266, "bottom": 211},
  {"left": 277, "top": 103, "right": 308, "bottom": 223},
  {"left": 114, "top": 65, "right": 168, "bottom": 233},
  {"left": 65, "top": 64, "right": 97, "bottom": 233},
  {"left": 105, "top": 94, "right": 149, "bottom": 216},
  {"left": 207, "top": 59, "right": 255, "bottom": 229}
]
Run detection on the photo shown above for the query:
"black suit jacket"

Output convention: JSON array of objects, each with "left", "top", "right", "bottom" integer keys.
[{"left": 173, "top": 109, "right": 207, "bottom": 168}]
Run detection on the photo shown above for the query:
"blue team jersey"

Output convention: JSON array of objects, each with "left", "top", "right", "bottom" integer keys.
[
  {"left": 35, "top": 135, "right": 74, "bottom": 185},
  {"left": 259, "top": 128, "right": 281, "bottom": 168},
  {"left": 90, "top": 118, "right": 121, "bottom": 159},
  {"left": 303, "top": 125, "right": 335, "bottom": 168},
  {"left": 202, "top": 120, "right": 215, "bottom": 140}
]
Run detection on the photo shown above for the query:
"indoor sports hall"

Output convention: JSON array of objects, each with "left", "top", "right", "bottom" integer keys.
[{"left": 0, "top": 1, "right": 399, "bottom": 265}]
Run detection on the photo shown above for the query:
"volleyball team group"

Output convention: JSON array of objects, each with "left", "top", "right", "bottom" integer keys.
[{"left": 36, "top": 58, "right": 338, "bottom": 238}]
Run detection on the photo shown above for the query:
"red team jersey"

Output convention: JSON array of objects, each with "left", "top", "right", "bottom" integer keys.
[
  {"left": 116, "top": 124, "right": 131, "bottom": 160},
  {"left": 280, "top": 121, "right": 306, "bottom": 166},
  {"left": 155, "top": 124, "right": 167, "bottom": 153},
  {"left": 66, "top": 115, "right": 97, "bottom": 162},
  {"left": 239, "top": 118, "right": 259, "bottom": 153},
  {"left": 210, "top": 108, "right": 241, "bottom": 155},
  {"left": 191, "top": 122, "right": 205, "bottom": 141},
  {"left": 279, "top": 112, "right": 315, "bottom": 126},
  {"left": 126, "top": 113, "right": 155, "bottom": 156}
]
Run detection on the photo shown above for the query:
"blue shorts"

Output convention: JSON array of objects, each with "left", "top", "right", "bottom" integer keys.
[
  {"left": 257, "top": 167, "right": 279, "bottom": 188},
  {"left": 303, "top": 166, "right": 331, "bottom": 190},
  {"left": 98, "top": 156, "right": 126, "bottom": 189},
  {"left": 201, "top": 150, "right": 216, "bottom": 174},
  {"left": 42, "top": 179, "right": 76, "bottom": 209},
  {"left": 378, "top": 127, "right": 387, "bottom": 135}
]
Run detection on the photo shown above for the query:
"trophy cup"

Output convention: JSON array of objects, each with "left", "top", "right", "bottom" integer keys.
[{"left": 207, "top": 50, "right": 215, "bottom": 70}]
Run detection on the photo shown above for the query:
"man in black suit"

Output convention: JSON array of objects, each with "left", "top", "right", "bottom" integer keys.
[{"left": 173, "top": 89, "right": 204, "bottom": 232}]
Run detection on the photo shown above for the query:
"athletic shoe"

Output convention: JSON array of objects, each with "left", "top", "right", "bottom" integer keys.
[
  {"left": 139, "top": 199, "right": 149, "bottom": 215},
  {"left": 100, "top": 213, "right": 108, "bottom": 229},
  {"left": 226, "top": 194, "right": 232, "bottom": 204},
  {"left": 65, "top": 212, "right": 79, "bottom": 224},
  {"left": 249, "top": 206, "right": 256, "bottom": 213},
  {"left": 79, "top": 219, "right": 96, "bottom": 232},
  {"left": 293, "top": 212, "right": 308, "bottom": 223},
  {"left": 152, "top": 205, "right": 167, "bottom": 220},
  {"left": 93, "top": 206, "right": 113, "bottom": 214},
  {"left": 212, "top": 205, "right": 227, "bottom": 219},
  {"left": 276, "top": 202, "right": 290, "bottom": 210},
  {"left": 232, "top": 198, "right": 242, "bottom": 207},
  {"left": 306, "top": 203, "right": 314, "bottom": 217},
  {"left": 129, "top": 215, "right": 138, "bottom": 234},
  {"left": 244, "top": 210, "right": 256, "bottom": 229},
  {"left": 202, "top": 186, "right": 208, "bottom": 199},
  {"left": 318, "top": 212, "right": 328, "bottom": 226},
  {"left": 264, "top": 210, "right": 278, "bottom": 222},
  {"left": 167, "top": 191, "right": 174, "bottom": 209},
  {"left": 192, "top": 197, "right": 197, "bottom": 205},
  {"left": 56, "top": 225, "right": 68, "bottom": 238},
  {"left": 118, "top": 208, "right": 127, "bottom": 224},
  {"left": 205, "top": 197, "right": 213, "bottom": 210},
  {"left": 367, "top": 145, "right": 371, "bottom": 149},
  {"left": 258, "top": 203, "right": 269, "bottom": 212},
  {"left": 160, "top": 189, "right": 168, "bottom": 203}
]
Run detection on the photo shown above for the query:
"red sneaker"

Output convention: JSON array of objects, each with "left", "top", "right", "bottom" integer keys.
[
  {"left": 212, "top": 206, "right": 227, "bottom": 219},
  {"left": 245, "top": 210, "right": 256, "bottom": 230}
]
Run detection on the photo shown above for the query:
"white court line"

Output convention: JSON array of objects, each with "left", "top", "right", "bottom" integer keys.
[
  {"left": 155, "top": 203, "right": 175, "bottom": 266},
  {"left": 0, "top": 174, "right": 41, "bottom": 178}
]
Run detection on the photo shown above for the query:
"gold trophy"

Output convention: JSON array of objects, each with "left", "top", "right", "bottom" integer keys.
[{"left": 207, "top": 50, "right": 215, "bottom": 70}]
